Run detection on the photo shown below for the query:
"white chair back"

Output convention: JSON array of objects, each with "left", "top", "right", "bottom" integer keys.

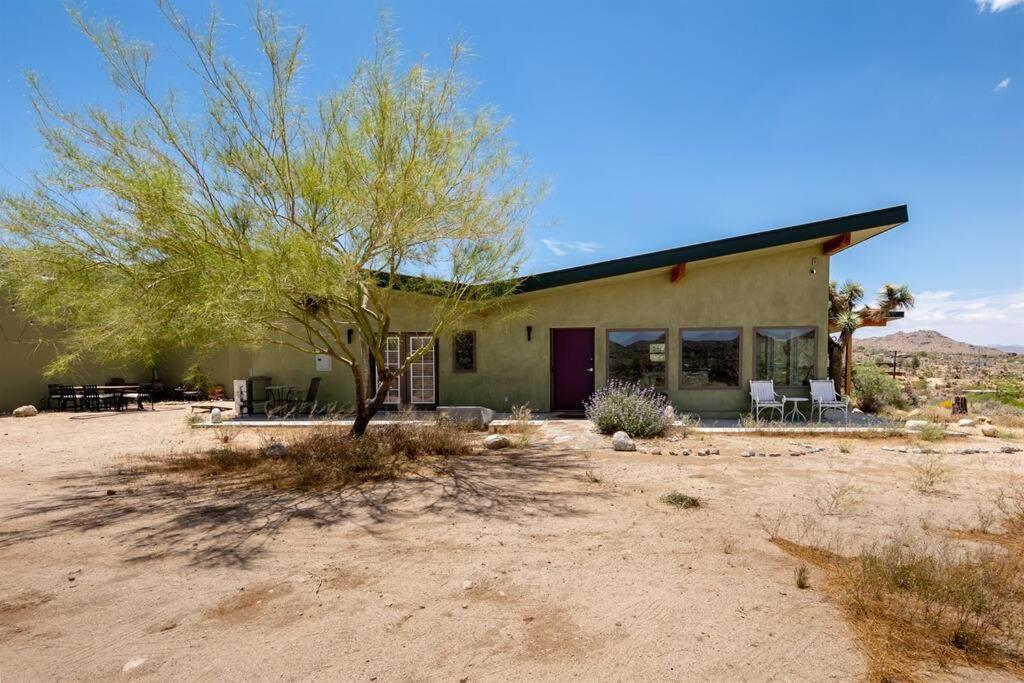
[
  {"left": 810, "top": 379, "right": 838, "bottom": 402},
  {"left": 749, "top": 380, "right": 776, "bottom": 402}
]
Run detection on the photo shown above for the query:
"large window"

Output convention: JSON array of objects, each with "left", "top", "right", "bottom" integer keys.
[
  {"left": 607, "top": 329, "right": 667, "bottom": 389},
  {"left": 754, "top": 327, "right": 817, "bottom": 386},
  {"left": 680, "top": 328, "right": 741, "bottom": 388}
]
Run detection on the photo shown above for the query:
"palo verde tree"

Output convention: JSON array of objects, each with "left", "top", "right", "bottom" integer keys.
[
  {"left": 828, "top": 280, "right": 914, "bottom": 396},
  {"left": 0, "top": 3, "right": 539, "bottom": 434}
]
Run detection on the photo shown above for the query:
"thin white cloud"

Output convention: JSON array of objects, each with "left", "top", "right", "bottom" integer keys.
[
  {"left": 977, "top": 0, "right": 1024, "bottom": 12},
  {"left": 994, "top": 77, "right": 1012, "bottom": 92},
  {"left": 859, "top": 289, "right": 1024, "bottom": 346},
  {"left": 540, "top": 238, "right": 600, "bottom": 257}
]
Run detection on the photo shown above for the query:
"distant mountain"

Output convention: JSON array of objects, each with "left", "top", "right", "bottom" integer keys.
[
  {"left": 857, "top": 330, "right": 1007, "bottom": 357},
  {"left": 991, "top": 345, "right": 1024, "bottom": 355}
]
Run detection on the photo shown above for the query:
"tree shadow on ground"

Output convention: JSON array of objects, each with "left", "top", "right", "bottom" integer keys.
[{"left": 0, "top": 448, "right": 604, "bottom": 569}]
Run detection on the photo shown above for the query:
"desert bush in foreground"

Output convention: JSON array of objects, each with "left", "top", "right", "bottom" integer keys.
[
  {"left": 162, "top": 423, "right": 470, "bottom": 489},
  {"left": 659, "top": 491, "right": 700, "bottom": 508},
  {"left": 585, "top": 380, "right": 670, "bottom": 437},
  {"left": 911, "top": 454, "right": 951, "bottom": 494},
  {"left": 853, "top": 363, "right": 904, "bottom": 413},
  {"left": 773, "top": 531, "right": 1024, "bottom": 681}
]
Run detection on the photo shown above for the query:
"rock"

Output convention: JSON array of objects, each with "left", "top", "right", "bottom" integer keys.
[
  {"left": 611, "top": 431, "right": 636, "bottom": 452},
  {"left": 1001, "top": 446, "right": 1022, "bottom": 454},
  {"left": 898, "top": 447, "right": 908, "bottom": 453},
  {"left": 663, "top": 405, "right": 677, "bottom": 422},
  {"left": 789, "top": 451, "right": 801, "bottom": 457},
  {"left": 437, "top": 405, "right": 496, "bottom": 426},
  {"left": 483, "top": 434, "right": 511, "bottom": 450},
  {"left": 768, "top": 452, "right": 781, "bottom": 458},
  {"left": 106, "top": 489, "right": 116, "bottom": 496},
  {"left": 981, "top": 425, "right": 998, "bottom": 438},
  {"left": 905, "top": 420, "right": 929, "bottom": 430},
  {"left": 957, "top": 418, "right": 976, "bottom": 427},
  {"left": 709, "top": 448, "right": 719, "bottom": 455},
  {"left": 740, "top": 450, "right": 755, "bottom": 457},
  {"left": 977, "top": 416, "right": 992, "bottom": 424},
  {"left": 122, "top": 658, "right": 147, "bottom": 674},
  {"left": 650, "top": 448, "right": 662, "bottom": 455},
  {"left": 681, "top": 449, "right": 691, "bottom": 456},
  {"left": 263, "top": 442, "right": 288, "bottom": 458},
  {"left": 462, "top": 580, "right": 474, "bottom": 590},
  {"left": 668, "top": 450, "right": 678, "bottom": 456},
  {"left": 696, "top": 449, "right": 708, "bottom": 457},
  {"left": 210, "top": 407, "right": 222, "bottom": 424},
  {"left": 12, "top": 405, "right": 38, "bottom": 418}
]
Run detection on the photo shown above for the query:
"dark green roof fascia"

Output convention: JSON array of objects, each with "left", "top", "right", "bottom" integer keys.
[{"left": 515, "top": 205, "right": 908, "bottom": 294}]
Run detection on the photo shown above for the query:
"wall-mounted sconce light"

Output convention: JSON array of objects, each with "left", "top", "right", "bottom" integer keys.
[
  {"left": 810, "top": 257, "right": 818, "bottom": 275},
  {"left": 526, "top": 325, "right": 533, "bottom": 341},
  {"left": 347, "top": 328, "right": 354, "bottom": 344}
]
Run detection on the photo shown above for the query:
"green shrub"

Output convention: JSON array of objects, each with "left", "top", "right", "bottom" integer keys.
[
  {"left": 660, "top": 491, "right": 700, "bottom": 508},
  {"left": 584, "top": 380, "right": 670, "bottom": 437},
  {"left": 853, "top": 363, "right": 903, "bottom": 413}
]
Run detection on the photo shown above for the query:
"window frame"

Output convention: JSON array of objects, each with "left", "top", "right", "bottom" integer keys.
[
  {"left": 605, "top": 327, "right": 669, "bottom": 390},
  {"left": 752, "top": 325, "right": 819, "bottom": 388},
  {"left": 451, "top": 330, "right": 477, "bottom": 373},
  {"left": 678, "top": 326, "right": 743, "bottom": 391}
]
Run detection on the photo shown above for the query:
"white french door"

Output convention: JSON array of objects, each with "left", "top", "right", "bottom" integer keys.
[
  {"left": 375, "top": 333, "right": 436, "bottom": 407},
  {"left": 408, "top": 335, "right": 436, "bottom": 405},
  {"left": 380, "top": 335, "right": 402, "bottom": 405}
]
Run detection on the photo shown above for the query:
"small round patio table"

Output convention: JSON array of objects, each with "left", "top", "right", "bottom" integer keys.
[{"left": 785, "top": 397, "right": 809, "bottom": 422}]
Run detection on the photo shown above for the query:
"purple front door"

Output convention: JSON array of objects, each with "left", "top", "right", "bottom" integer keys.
[{"left": 551, "top": 328, "right": 595, "bottom": 411}]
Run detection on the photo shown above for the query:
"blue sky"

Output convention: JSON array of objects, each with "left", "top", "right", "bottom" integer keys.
[{"left": 1, "top": 1, "right": 1022, "bottom": 344}]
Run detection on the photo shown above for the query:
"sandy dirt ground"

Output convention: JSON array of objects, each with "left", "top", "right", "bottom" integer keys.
[{"left": 1, "top": 406, "right": 1022, "bottom": 681}]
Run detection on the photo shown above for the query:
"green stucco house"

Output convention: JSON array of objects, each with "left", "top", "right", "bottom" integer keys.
[{"left": 0, "top": 205, "right": 908, "bottom": 416}]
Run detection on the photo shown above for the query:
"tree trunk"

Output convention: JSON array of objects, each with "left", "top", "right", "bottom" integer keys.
[
  {"left": 350, "top": 367, "right": 393, "bottom": 436},
  {"left": 843, "top": 332, "right": 854, "bottom": 396},
  {"left": 827, "top": 336, "right": 843, "bottom": 389}
]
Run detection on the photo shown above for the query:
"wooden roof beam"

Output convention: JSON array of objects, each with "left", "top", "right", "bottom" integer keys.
[
  {"left": 670, "top": 263, "right": 686, "bottom": 283},
  {"left": 822, "top": 232, "right": 852, "bottom": 256}
]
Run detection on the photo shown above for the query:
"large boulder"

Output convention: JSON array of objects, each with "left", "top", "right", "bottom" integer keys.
[
  {"left": 437, "top": 406, "right": 496, "bottom": 426},
  {"left": 483, "top": 434, "right": 510, "bottom": 450},
  {"left": 611, "top": 431, "right": 636, "bottom": 452},
  {"left": 981, "top": 425, "right": 998, "bottom": 438},
  {"left": 12, "top": 405, "right": 38, "bottom": 418},
  {"left": 905, "top": 420, "right": 929, "bottom": 430},
  {"left": 957, "top": 418, "right": 976, "bottom": 427}
]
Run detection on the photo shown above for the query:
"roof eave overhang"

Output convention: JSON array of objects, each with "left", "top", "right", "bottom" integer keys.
[{"left": 516, "top": 205, "right": 908, "bottom": 294}]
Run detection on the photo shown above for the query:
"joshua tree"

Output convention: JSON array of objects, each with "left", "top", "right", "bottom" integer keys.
[
  {"left": 0, "top": 4, "right": 539, "bottom": 434},
  {"left": 828, "top": 281, "right": 914, "bottom": 396}
]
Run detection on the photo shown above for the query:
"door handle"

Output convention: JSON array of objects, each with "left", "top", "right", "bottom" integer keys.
[{"left": 587, "top": 368, "right": 594, "bottom": 373}]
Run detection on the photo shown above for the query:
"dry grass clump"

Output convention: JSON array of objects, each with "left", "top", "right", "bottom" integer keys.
[
  {"left": 508, "top": 403, "right": 537, "bottom": 448},
  {"left": 774, "top": 483, "right": 1024, "bottom": 681},
  {"left": 659, "top": 491, "right": 700, "bottom": 509},
  {"left": 814, "top": 481, "right": 860, "bottom": 516},
  {"left": 159, "top": 423, "right": 470, "bottom": 489},
  {"left": 910, "top": 455, "right": 951, "bottom": 495},
  {"left": 974, "top": 401, "right": 1024, "bottom": 430}
]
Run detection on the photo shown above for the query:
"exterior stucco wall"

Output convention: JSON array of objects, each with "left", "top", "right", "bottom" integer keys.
[
  {"left": 0, "top": 304, "right": 146, "bottom": 412},
  {"left": 1, "top": 244, "right": 830, "bottom": 416},
  {"left": 430, "top": 243, "right": 830, "bottom": 414}
]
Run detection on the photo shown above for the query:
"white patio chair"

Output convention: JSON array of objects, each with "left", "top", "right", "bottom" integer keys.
[
  {"left": 809, "top": 379, "right": 851, "bottom": 423},
  {"left": 749, "top": 380, "right": 785, "bottom": 422}
]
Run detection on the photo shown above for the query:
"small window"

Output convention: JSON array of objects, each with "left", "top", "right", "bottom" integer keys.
[
  {"left": 452, "top": 330, "right": 476, "bottom": 372},
  {"left": 754, "top": 327, "right": 817, "bottom": 386},
  {"left": 681, "top": 328, "right": 741, "bottom": 388},
  {"left": 607, "top": 329, "right": 667, "bottom": 389}
]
